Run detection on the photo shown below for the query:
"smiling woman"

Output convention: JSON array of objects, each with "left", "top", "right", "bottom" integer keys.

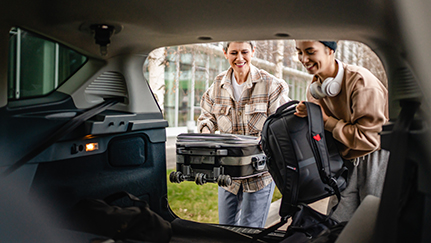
[
  {"left": 222, "top": 41, "right": 256, "bottom": 85},
  {"left": 145, "top": 40, "right": 386, "bottom": 135},
  {"left": 196, "top": 41, "right": 291, "bottom": 228}
]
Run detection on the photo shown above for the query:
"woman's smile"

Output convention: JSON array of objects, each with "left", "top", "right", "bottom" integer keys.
[{"left": 223, "top": 42, "right": 255, "bottom": 83}]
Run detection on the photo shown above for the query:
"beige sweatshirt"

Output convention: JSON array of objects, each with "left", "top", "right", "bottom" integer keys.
[{"left": 307, "top": 62, "right": 388, "bottom": 160}]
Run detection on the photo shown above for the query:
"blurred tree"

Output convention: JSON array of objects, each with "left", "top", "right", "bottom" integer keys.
[{"left": 147, "top": 47, "right": 166, "bottom": 111}]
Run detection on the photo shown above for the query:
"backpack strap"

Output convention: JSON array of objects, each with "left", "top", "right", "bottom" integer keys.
[
  {"left": 251, "top": 215, "right": 289, "bottom": 243},
  {"left": 304, "top": 102, "right": 331, "bottom": 181},
  {"left": 304, "top": 101, "right": 343, "bottom": 213}
]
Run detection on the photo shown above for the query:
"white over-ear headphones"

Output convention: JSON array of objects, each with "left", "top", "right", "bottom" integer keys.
[{"left": 309, "top": 59, "right": 344, "bottom": 99}]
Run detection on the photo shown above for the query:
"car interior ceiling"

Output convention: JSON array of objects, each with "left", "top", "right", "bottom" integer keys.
[{"left": 1, "top": 0, "right": 431, "bottom": 242}]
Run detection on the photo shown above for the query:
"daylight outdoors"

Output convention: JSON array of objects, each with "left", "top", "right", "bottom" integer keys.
[{"left": 145, "top": 40, "right": 386, "bottom": 224}]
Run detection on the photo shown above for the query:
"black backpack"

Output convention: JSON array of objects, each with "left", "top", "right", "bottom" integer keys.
[{"left": 261, "top": 100, "right": 348, "bottom": 218}]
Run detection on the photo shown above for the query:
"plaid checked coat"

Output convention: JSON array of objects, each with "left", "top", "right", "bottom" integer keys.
[{"left": 197, "top": 64, "right": 290, "bottom": 194}]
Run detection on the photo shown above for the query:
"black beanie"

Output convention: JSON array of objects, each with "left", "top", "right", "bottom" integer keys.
[{"left": 319, "top": 41, "right": 337, "bottom": 51}]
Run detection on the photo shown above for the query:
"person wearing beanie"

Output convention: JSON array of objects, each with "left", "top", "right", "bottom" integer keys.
[
  {"left": 319, "top": 41, "right": 337, "bottom": 52},
  {"left": 294, "top": 40, "right": 389, "bottom": 222}
]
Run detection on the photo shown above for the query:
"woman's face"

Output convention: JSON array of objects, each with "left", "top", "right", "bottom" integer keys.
[
  {"left": 295, "top": 40, "right": 334, "bottom": 78},
  {"left": 223, "top": 42, "right": 255, "bottom": 76}
]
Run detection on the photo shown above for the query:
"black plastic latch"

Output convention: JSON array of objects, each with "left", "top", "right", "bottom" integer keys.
[{"left": 90, "top": 24, "right": 115, "bottom": 56}]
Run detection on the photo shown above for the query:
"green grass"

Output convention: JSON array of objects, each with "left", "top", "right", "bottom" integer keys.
[{"left": 167, "top": 169, "right": 282, "bottom": 223}]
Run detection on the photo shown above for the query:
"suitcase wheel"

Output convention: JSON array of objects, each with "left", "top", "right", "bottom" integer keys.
[
  {"left": 217, "top": 174, "right": 232, "bottom": 187},
  {"left": 169, "top": 171, "right": 185, "bottom": 183},
  {"left": 195, "top": 173, "right": 207, "bottom": 185}
]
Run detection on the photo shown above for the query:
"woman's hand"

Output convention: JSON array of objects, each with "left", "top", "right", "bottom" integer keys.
[
  {"left": 294, "top": 101, "right": 329, "bottom": 122},
  {"left": 201, "top": 127, "right": 211, "bottom": 133},
  {"left": 294, "top": 101, "right": 308, "bottom": 117},
  {"left": 257, "top": 136, "right": 262, "bottom": 150}
]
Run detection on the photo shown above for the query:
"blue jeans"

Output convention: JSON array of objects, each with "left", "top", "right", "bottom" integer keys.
[{"left": 218, "top": 181, "right": 275, "bottom": 228}]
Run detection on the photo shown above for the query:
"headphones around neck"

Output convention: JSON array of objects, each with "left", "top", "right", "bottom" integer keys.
[{"left": 309, "top": 60, "right": 344, "bottom": 99}]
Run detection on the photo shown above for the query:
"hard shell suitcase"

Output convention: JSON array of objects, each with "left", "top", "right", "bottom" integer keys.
[{"left": 169, "top": 133, "right": 267, "bottom": 186}]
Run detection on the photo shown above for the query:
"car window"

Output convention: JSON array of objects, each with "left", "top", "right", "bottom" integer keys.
[
  {"left": 144, "top": 41, "right": 386, "bottom": 134},
  {"left": 8, "top": 27, "right": 87, "bottom": 100},
  {"left": 144, "top": 40, "right": 387, "bottom": 224}
]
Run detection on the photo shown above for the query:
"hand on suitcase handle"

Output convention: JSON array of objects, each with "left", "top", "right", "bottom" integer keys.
[
  {"left": 201, "top": 126, "right": 211, "bottom": 133},
  {"left": 258, "top": 136, "right": 262, "bottom": 150}
]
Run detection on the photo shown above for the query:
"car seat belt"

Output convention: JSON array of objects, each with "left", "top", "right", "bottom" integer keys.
[
  {"left": 373, "top": 100, "right": 420, "bottom": 243},
  {"left": 1, "top": 98, "right": 121, "bottom": 177}
]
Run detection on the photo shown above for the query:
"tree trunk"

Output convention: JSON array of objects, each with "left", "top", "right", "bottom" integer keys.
[{"left": 148, "top": 47, "right": 166, "bottom": 112}]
